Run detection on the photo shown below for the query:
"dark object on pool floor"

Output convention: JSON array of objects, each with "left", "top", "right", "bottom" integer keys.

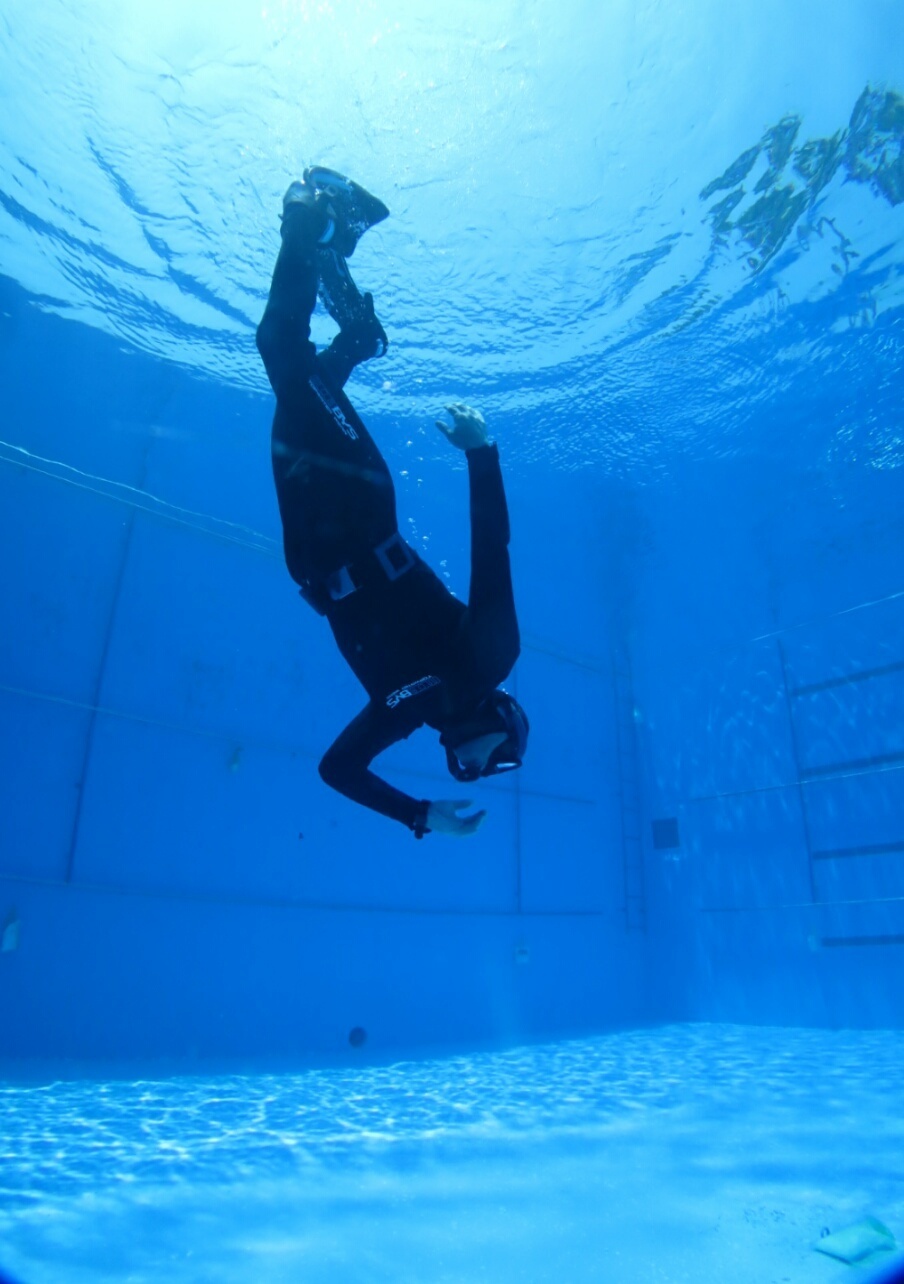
[
  {"left": 348, "top": 1026, "right": 367, "bottom": 1048},
  {"left": 814, "top": 1217, "right": 897, "bottom": 1265},
  {"left": 0, "top": 1267, "right": 24, "bottom": 1283}
]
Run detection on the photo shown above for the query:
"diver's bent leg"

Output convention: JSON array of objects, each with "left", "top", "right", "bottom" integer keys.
[{"left": 315, "top": 254, "right": 388, "bottom": 391}]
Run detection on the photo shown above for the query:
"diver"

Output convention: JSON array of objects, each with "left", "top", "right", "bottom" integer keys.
[{"left": 256, "top": 167, "right": 528, "bottom": 838}]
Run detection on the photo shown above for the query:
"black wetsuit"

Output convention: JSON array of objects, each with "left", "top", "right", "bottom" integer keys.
[{"left": 256, "top": 206, "right": 520, "bottom": 835}]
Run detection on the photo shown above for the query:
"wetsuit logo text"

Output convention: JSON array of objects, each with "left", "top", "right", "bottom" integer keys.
[
  {"left": 386, "top": 675, "right": 442, "bottom": 709},
  {"left": 309, "top": 375, "right": 359, "bottom": 441}
]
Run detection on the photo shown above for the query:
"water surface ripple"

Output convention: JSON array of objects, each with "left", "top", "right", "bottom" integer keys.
[{"left": 1, "top": 1, "right": 902, "bottom": 474}]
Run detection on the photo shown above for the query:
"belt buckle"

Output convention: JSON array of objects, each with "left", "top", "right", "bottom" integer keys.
[
  {"left": 325, "top": 565, "right": 358, "bottom": 601},
  {"left": 374, "top": 532, "right": 415, "bottom": 581}
]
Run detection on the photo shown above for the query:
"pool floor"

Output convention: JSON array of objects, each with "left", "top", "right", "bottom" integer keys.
[{"left": 1, "top": 1025, "right": 902, "bottom": 1283}]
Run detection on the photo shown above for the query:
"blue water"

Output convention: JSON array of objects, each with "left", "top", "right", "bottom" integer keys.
[
  {"left": 2, "top": 0, "right": 902, "bottom": 474},
  {"left": 1, "top": 1025, "right": 903, "bottom": 1282},
  {"left": 2, "top": 0, "right": 904, "bottom": 1280}
]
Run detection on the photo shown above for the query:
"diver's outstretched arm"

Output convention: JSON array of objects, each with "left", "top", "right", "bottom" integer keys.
[{"left": 435, "top": 405, "right": 521, "bottom": 688}]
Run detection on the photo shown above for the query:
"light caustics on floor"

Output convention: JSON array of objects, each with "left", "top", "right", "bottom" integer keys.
[{"left": 0, "top": 1024, "right": 903, "bottom": 1283}]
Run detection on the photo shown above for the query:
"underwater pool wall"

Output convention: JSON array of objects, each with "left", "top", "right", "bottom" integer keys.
[
  {"left": 0, "top": 279, "right": 647, "bottom": 1066},
  {"left": 633, "top": 446, "right": 904, "bottom": 1029}
]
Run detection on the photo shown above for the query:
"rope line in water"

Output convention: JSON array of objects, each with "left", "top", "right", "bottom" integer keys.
[
  {"left": 0, "top": 438, "right": 279, "bottom": 557},
  {"left": 690, "top": 757, "right": 904, "bottom": 804},
  {"left": 748, "top": 588, "right": 904, "bottom": 644},
  {"left": 4, "top": 439, "right": 901, "bottom": 662},
  {"left": 0, "top": 679, "right": 315, "bottom": 756},
  {"left": 0, "top": 682, "right": 593, "bottom": 806},
  {"left": 0, "top": 437, "right": 608, "bottom": 671}
]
